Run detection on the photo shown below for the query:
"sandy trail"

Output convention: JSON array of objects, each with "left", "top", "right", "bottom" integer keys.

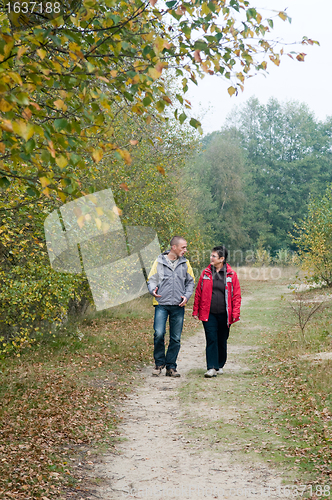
[{"left": 91, "top": 328, "right": 289, "bottom": 500}]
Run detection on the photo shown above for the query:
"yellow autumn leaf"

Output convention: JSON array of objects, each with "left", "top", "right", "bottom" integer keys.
[
  {"left": 88, "top": 194, "right": 98, "bottom": 205},
  {"left": 162, "top": 96, "right": 172, "bottom": 104},
  {"left": 227, "top": 86, "right": 236, "bottom": 96},
  {"left": 22, "top": 107, "right": 32, "bottom": 121},
  {"left": 37, "top": 49, "right": 47, "bottom": 60},
  {"left": 47, "top": 141, "right": 56, "bottom": 158},
  {"left": 30, "top": 102, "right": 41, "bottom": 111},
  {"left": 0, "top": 143, "right": 5, "bottom": 153},
  {"left": 17, "top": 46, "right": 28, "bottom": 59},
  {"left": 122, "top": 150, "right": 132, "bottom": 165},
  {"left": 113, "top": 205, "right": 122, "bottom": 216},
  {"left": 97, "top": 76, "right": 110, "bottom": 83},
  {"left": 77, "top": 215, "right": 85, "bottom": 229},
  {"left": 154, "top": 36, "right": 169, "bottom": 54},
  {"left": 12, "top": 121, "right": 34, "bottom": 141},
  {"left": 155, "top": 62, "right": 164, "bottom": 73},
  {"left": 95, "top": 207, "right": 104, "bottom": 216},
  {"left": 0, "top": 119, "right": 14, "bottom": 133},
  {"left": 7, "top": 71, "right": 22, "bottom": 85},
  {"left": 296, "top": 52, "right": 306, "bottom": 62},
  {"left": 55, "top": 155, "right": 68, "bottom": 169},
  {"left": 102, "top": 222, "right": 110, "bottom": 234},
  {"left": 40, "top": 177, "right": 51, "bottom": 188},
  {"left": 142, "top": 32, "right": 154, "bottom": 42},
  {"left": 194, "top": 50, "right": 202, "bottom": 62},
  {"left": 236, "top": 72, "right": 245, "bottom": 83},
  {"left": 95, "top": 217, "right": 102, "bottom": 230},
  {"left": 201, "top": 2, "right": 210, "bottom": 16},
  {"left": 278, "top": 11, "right": 287, "bottom": 21},
  {"left": 269, "top": 54, "right": 280, "bottom": 66},
  {"left": 0, "top": 99, "right": 14, "bottom": 112},
  {"left": 157, "top": 165, "right": 165, "bottom": 176},
  {"left": 54, "top": 99, "right": 65, "bottom": 110},
  {"left": 58, "top": 191, "right": 67, "bottom": 202},
  {"left": 92, "top": 149, "right": 103, "bottom": 163},
  {"left": 148, "top": 67, "right": 162, "bottom": 80},
  {"left": 52, "top": 61, "right": 62, "bottom": 73}
]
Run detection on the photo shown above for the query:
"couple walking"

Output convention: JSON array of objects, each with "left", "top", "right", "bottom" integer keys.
[{"left": 147, "top": 236, "right": 241, "bottom": 378}]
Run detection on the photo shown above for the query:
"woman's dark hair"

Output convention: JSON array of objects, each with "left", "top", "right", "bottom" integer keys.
[{"left": 212, "top": 245, "right": 228, "bottom": 262}]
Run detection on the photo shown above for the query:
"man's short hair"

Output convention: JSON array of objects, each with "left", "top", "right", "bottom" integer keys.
[
  {"left": 170, "top": 235, "right": 186, "bottom": 247},
  {"left": 212, "top": 245, "right": 228, "bottom": 262}
]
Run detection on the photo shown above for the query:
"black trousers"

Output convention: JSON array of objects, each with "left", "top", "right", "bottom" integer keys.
[{"left": 202, "top": 312, "right": 229, "bottom": 369}]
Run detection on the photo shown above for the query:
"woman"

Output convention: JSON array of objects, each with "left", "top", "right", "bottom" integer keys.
[{"left": 193, "top": 245, "right": 241, "bottom": 378}]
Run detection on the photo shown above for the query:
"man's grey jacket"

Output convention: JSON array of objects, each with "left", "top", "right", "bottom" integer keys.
[{"left": 147, "top": 251, "right": 195, "bottom": 306}]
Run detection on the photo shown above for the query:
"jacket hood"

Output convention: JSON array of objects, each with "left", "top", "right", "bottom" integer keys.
[{"left": 158, "top": 252, "right": 187, "bottom": 264}]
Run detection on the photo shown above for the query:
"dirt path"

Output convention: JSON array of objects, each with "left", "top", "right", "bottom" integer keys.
[{"left": 91, "top": 328, "right": 289, "bottom": 499}]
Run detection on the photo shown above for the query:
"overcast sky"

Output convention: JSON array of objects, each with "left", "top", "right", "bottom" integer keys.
[{"left": 187, "top": 0, "right": 331, "bottom": 135}]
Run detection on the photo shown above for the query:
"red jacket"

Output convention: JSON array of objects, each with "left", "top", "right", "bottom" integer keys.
[{"left": 192, "top": 263, "right": 241, "bottom": 326}]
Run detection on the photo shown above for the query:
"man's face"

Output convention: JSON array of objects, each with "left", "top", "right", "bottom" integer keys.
[{"left": 173, "top": 240, "right": 187, "bottom": 257}]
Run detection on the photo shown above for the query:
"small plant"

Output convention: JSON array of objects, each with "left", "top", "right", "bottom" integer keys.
[
  {"left": 253, "top": 237, "right": 271, "bottom": 267},
  {"left": 288, "top": 291, "right": 326, "bottom": 341},
  {"left": 273, "top": 249, "right": 297, "bottom": 267}
]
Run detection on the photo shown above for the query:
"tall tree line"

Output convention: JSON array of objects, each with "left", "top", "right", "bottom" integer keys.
[{"left": 187, "top": 97, "right": 332, "bottom": 258}]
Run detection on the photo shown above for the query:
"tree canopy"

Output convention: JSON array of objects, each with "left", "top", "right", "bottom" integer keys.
[
  {"left": 292, "top": 185, "right": 332, "bottom": 287},
  {"left": 191, "top": 97, "right": 332, "bottom": 256},
  {"left": 0, "top": 0, "right": 316, "bottom": 200}
]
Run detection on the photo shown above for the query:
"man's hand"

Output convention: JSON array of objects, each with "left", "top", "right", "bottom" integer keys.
[
  {"left": 152, "top": 287, "right": 161, "bottom": 298},
  {"left": 179, "top": 296, "right": 187, "bottom": 307}
]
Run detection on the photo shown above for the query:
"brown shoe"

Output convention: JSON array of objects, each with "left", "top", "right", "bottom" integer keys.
[
  {"left": 152, "top": 365, "right": 164, "bottom": 376},
  {"left": 166, "top": 368, "right": 181, "bottom": 378}
]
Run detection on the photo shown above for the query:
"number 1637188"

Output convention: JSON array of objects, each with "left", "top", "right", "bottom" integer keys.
[{"left": 5, "top": 2, "right": 61, "bottom": 14}]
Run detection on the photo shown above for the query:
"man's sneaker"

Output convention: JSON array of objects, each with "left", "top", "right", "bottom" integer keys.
[
  {"left": 166, "top": 368, "right": 181, "bottom": 378},
  {"left": 204, "top": 368, "right": 217, "bottom": 378},
  {"left": 216, "top": 368, "right": 224, "bottom": 375},
  {"left": 152, "top": 365, "right": 164, "bottom": 376}
]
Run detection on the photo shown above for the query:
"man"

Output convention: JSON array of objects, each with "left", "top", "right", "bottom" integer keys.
[{"left": 147, "top": 236, "right": 195, "bottom": 377}]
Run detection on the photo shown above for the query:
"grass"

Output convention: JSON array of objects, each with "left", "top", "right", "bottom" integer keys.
[
  {"left": 1, "top": 268, "right": 331, "bottom": 498},
  {"left": 0, "top": 293, "right": 198, "bottom": 499},
  {"left": 178, "top": 271, "right": 332, "bottom": 490}
]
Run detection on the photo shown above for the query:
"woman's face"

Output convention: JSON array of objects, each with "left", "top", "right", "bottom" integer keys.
[{"left": 210, "top": 252, "right": 225, "bottom": 267}]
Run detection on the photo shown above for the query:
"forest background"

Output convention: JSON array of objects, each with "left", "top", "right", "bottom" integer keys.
[
  {"left": 1, "top": 1, "right": 332, "bottom": 497},
  {"left": 0, "top": 0, "right": 330, "bottom": 353}
]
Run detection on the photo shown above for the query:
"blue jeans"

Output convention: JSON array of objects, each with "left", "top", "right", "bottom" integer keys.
[
  {"left": 153, "top": 305, "right": 185, "bottom": 370},
  {"left": 203, "top": 313, "right": 229, "bottom": 370}
]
